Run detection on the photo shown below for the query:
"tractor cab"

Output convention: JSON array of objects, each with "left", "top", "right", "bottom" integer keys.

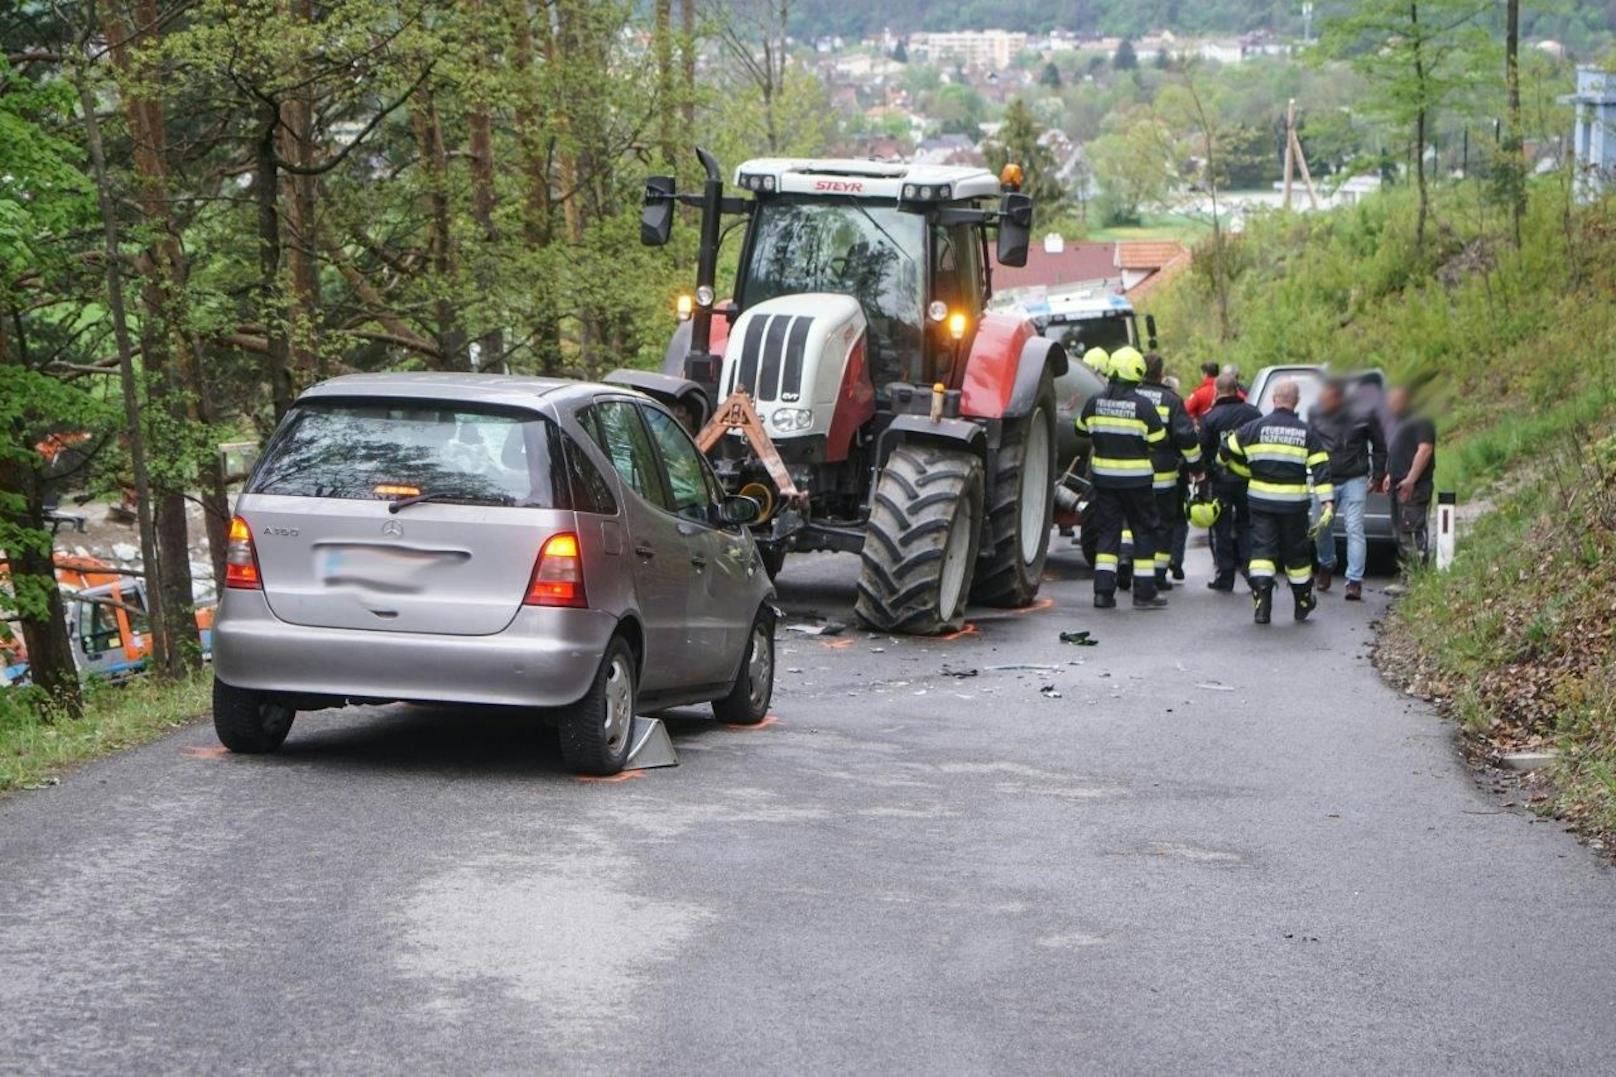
[{"left": 727, "top": 158, "right": 1021, "bottom": 394}]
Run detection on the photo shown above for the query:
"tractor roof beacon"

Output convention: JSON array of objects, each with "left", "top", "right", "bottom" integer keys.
[{"left": 615, "top": 148, "right": 1068, "bottom": 635}]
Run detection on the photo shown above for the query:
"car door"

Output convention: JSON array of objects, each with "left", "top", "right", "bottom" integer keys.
[
  {"left": 579, "top": 399, "right": 694, "bottom": 692},
  {"left": 637, "top": 402, "right": 751, "bottom": 686}
]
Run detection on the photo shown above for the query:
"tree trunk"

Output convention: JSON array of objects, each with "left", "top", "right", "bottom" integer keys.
[
  {"left": 74, "top": 58, "right": 170, "bottom": 677},
  {"left": 0, "top": 318, "right": 82, "bottom": 719},
  {"left": 1409, "top": 2, "right": 1428, "bottom": 257},
  {"left": 681, "top": 0, "right": 697, "bottom": 130},
  {"left": 411, "top": 87, "right": 466, "bottom": 371},
  {"left": 1504, "top": 0, "right": 1524, "bottom": 249},
  {"left": 467, "top": 0, "right": 504, "bottom": 372},
  {"left": 655, "top": 0, "right": 674, "bottom": 168},
  {"left": 104, "top": 0, "right": 200, "bottom": 674},
  {"left": 255, "top": 100, "right": 295, "bottom": 419}
]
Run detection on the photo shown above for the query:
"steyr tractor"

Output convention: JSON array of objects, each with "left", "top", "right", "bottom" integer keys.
[{"left": 612, "top": 149, "right": 1066, "bottom": 635}]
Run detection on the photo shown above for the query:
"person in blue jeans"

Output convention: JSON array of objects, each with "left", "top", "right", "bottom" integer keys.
[{"left": 1308, "top": 379, "right": 1386, "bottom": 601}]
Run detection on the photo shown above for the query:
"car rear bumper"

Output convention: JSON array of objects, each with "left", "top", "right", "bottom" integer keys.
[{"left": 213, "top": 590, "right": 616, "bottom": 708}]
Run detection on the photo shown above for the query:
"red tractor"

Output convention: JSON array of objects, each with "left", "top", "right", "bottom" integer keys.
[{"left": 615, "top": 149, "right": 1066, "bottom": 634}]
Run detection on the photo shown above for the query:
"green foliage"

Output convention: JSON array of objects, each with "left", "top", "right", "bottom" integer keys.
[{"left": 983, "top": 99, "right": 1064, "bottom": 207}]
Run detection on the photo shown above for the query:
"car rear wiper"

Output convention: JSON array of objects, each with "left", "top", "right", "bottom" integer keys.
[{"left": 387, "top": 491, "right": 514, "bottom": 513}]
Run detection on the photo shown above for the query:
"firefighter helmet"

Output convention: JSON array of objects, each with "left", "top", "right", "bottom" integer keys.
[
  {"left": 1110, "top": 346, "right": 1146, "bottom": 383},
  {"left": 1187, "top": 497, "right": 1223, "bottom": 529},
  {"left": 1082, "top": 346, "right": 1110, "bottom": 373}
]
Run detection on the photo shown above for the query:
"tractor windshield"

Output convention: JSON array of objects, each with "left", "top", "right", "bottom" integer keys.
[{"left": 739, "top": 199, "right": 924, "bottom": 376}]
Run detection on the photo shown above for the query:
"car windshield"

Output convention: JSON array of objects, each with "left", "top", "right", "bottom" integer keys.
[
  {"left": 1258, "top": 370, "right": 1328, "bottom": 419},
  {"left": 250, "top": 399, "right": 560, "bottom": 506},
  {"left": 739, "top": 198, "right": 924, "bottom": 362},
  {"left": 1041, "top": 314, "right": 1135, "bottom": 355}
]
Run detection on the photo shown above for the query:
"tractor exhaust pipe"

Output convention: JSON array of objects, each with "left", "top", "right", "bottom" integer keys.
[{"left": 688, "top": 146, "right": 725, "bottom": 401}]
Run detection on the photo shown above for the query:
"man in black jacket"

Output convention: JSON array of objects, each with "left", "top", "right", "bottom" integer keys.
[
  {"left": 1222, "top": 379, "right": 1334, "bottom": 624},
  {"left": 1199, "top": 369, "right": 1262, "bottom": 591},
  {"left": 1308, "top": 378, "right": 1386, "bottom": 601}
]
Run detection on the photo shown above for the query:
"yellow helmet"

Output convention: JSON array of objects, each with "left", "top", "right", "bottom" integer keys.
[
  {"left": 1109, "top": 346, "right": 1146, "bottom": 383},
  {"left": 1187, "top": 497, "right": 1223, "bottom": 529},
  {"left": 1082, "top": 346, "right": 1110, "bottom": 373}
]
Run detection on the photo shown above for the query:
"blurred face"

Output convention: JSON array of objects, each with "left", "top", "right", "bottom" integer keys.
[
  {"left": 1317, "top": 384, "right": 1344, "bottom": 415},
  {"left": 1387, "top": 387, "right": 1410, "bottom": 419}
]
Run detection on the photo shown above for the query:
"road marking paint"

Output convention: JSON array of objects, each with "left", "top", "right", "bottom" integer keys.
[
  {"left": 937, "top": 622, "right": 979, "bottom": 642},
  {"left": 725, "top": 714, "right": 780, "bottom": 731},
  {"left": 1012, "top": 597, "right": 1056, "bottom": 616},
  {"left": 819, "top": 638, "right": 854, "bottom": 650},
  {"left": 576, "top": 770, "right": 646, "bottom": 784},
  {"left": 180, "top": 745, "right": 230, "bottom": 759}
]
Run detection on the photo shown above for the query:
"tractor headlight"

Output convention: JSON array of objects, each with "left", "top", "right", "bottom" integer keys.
[
  {"left": 902, "top": 184, "right": 918, "bottom": 199},
  {"left": 769, "top": 408, "right": 814, "bottom": 432},
  {"left": 762, "top": 175, "right": 775, "bottom": 191},
  {"left": 695, "top": 285, "right": 715, "bottom": 307}
]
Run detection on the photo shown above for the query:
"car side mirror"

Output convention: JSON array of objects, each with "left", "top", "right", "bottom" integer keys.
[
  {"left": 996, "top": 192, "right": 1033, "bottom": 268},
  {"left": 641, "top": 176, "right": 676, "bottom": 247},
  {"left": 718, "top": 494, "right": 761, "bottom": 527}
]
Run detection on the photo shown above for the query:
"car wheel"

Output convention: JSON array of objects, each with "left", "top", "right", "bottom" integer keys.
[
  {"left": 558, "top": 636, "right": 637, "bottom": 775},
  {"left": 213, "top": 676, "right": 295, "bottom": 754},
  {"left": 712, "top": 606, "right": 775, "bottom": 725}
]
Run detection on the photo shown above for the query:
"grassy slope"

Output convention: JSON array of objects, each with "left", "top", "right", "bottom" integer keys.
[
  {"left": 0, "top": 674, "right": 211, "bottom": 793},
  {"left": 1144, "top": 180, "right": 1616, "bottom": 847}
]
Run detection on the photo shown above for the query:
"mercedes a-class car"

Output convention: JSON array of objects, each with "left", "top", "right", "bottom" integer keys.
[{"left": 212, "top": 373, "right": 776, "bottom": 775}]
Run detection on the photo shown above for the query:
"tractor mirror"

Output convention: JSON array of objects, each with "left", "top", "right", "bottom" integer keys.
[
  {"left": 1145, "top": 314, "right": 1159, "bottom": 350},
  {"left": 996, "top": 193, "right": 1033, "bottom": 267},
  {"left": 719, "top": 494, "right": 762, "bottom": 527},
  {"left": 641, "top": 176, "right": 676, "bottom": 246}
]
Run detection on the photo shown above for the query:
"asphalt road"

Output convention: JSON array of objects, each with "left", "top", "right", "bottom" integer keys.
[{"left": 3, "top": 537, "right": 1614, "bottom": 1074}]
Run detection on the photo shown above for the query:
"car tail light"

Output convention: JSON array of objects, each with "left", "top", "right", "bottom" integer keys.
[
  {"left": 524, "top": 532, "right": 586, "bottom": 608},
  {"left": 225, "top": 515, "right": 262, "bottom": 590}
]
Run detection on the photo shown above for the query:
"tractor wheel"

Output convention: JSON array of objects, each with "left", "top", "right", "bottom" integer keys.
[
  {"left": 971, "top": 378, "right": 1057, "bottom": 607},
  {"left": 855, "top": 444, "right": 984, "bottom": 635}
]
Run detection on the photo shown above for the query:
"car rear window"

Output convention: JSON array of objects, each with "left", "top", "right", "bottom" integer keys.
[{"left": 250, "top": 399, "right": 565, "bottom": 507}]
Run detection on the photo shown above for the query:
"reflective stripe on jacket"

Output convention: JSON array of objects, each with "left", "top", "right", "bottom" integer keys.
[
  {"left": 1078, "top": 383, "right": 1167, "bottom": 489},
  {"left": 1222, "top": 407, "right": 1334, "bottom": 514},
  {"left": 1135, "top": 381, "right": 1203, "bottom": 489}
]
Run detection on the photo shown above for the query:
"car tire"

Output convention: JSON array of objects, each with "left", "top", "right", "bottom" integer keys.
[
  {"left": 713, "top": 606, "right": 776, "bottom": 725},
  {"left": 213, "top": 676, "right": 295, "bottom": 754},
  {"left": 558, "top": 636, "right": 637, "bottom": 776}
]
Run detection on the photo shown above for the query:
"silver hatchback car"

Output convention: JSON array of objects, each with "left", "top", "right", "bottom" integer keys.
[{"left": 212, "top": 373, "right": 777, "bottom": 774}]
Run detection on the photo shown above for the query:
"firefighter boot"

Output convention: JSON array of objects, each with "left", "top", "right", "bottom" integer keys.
[
  {"left": 1094, "top": 592, "right": 1117, "bottom": 609},
  {"left": 1252, "top": 581, "right": 1274, "bottom": 625},
  {"left": 1132, "top": 585, "right": 1168, "bottom": 610},
  {"left": 1155, "top": 569, "right": 1173, "bottom": 592},
  {"left": 1117, "top": 563, "right": 1133, "bottom": 592},
  {"left": 1294, "top": 584, "right": 1318, "bottom": 622}
]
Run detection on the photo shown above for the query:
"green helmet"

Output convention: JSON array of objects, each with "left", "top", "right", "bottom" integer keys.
[
  {"left": 1082, "top": 346, "right": 1110, "bottom": 373},
  {"left": 1109, "top": 346, "right": 1146, "bottom": 383},
  {"left": 1187, "top": 497, "right": 1223, "bottom": 529}
]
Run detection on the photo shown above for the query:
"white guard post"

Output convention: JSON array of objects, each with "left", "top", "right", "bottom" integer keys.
[{"left": 1435, "top": 491, "right": 1456, "bottom": 571}]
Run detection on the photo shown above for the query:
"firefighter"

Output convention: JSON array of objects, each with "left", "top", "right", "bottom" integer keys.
[
  {"left": 1198, "top": 368, "right": 1261, "bottom": 591},
  {"left": 1076, "top": 347, "right": 1168, "bottom": 610},
  {"left": 1221, "top": 378, "right": 1334, "bottom": 624},
  {"left": 1082, "top": 347, "right": 1110, "bottom": 375},
  {"left": 1134, "top": 352, "right": 1202, "bottom": 591}
]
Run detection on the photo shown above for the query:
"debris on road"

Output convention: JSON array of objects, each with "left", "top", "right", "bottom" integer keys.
[
  {"left": 1195, "top": 681, "right": 1236, "bottom": 692},
  {"left": 1040, "top": 684, "right": 1063, "bottom": 699},
  {"left": 986, "top": 663, "right": 1061, "bottom": 673},
  {"left": 1059, "top": 630, "right": 1098, "bottom": 647},
  {"left": 1500, "top": 751, "right": 1557, "bottom": 772},
  {"left": 941, "top": 666, "right": 979, "bottom": 679},
  {"left": 784, "top": 619, "right": 847, "bottom": 637}
]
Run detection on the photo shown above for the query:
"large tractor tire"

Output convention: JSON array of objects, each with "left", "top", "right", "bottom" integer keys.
[
  {"left": 856, "top": 444, "right": 984, "bottom": 635},
  {"left": 971, "top": 377, "right": 1057, "bottom": 607}
]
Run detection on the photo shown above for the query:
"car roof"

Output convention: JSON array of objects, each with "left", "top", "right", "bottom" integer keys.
[{"left": 295, "top": 372, "right": 636, "bottom": 412}]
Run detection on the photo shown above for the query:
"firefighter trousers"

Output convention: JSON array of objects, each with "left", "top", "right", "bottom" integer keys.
[
  {"left": 1151, "top": 486, "right": 1183, "bottom": 580},
  {"left": 1209, "top": 481, "right": 1251, "bottom": 583},
  {"left": 1092, "top": 486, "right": 1159, "bottom": 600},
  {"left": 1249, "top": 508, "right": 1314, "bottom": 594}
]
